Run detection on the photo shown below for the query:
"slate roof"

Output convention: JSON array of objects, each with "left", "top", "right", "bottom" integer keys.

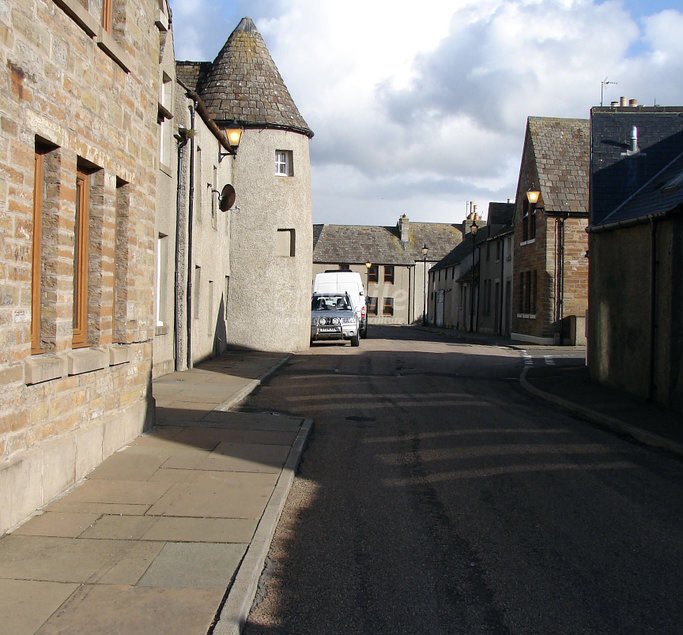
[
  {"left": 194, "top": 17, "right": 313, "bottom": 137},
  {"left": 590, "top": 106, "right": 683, "bottom": 225},
  {"left": 487, "top": 202, "right": 515, "bottom": 226},
  {"left": 528, "top": 117, "right": 590, "bottom": 214},
  {"left": 176, "top": 61, "right": 211, "bottom": 92},
  {"left": 596, "top": 151, "right": 683, "bottom": 227},
  {"left": 312, "top": 222, "right": 463, "bottom": 266}
]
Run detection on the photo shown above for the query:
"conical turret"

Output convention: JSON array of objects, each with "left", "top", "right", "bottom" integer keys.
[{"left": 198, "top": 17, "right": 313, "bottom": 137}]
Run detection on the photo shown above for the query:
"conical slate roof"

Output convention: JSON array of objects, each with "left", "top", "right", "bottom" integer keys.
[{"left": 198, "top": 17, "right": 313, "bottom": 137}]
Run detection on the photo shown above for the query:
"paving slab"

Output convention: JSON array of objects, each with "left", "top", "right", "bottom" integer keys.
[
  {"left": 64, "top": 479, "right": 172, "bottom": 506},
  {"left": 0, "top": 579, "right": 78, "bottom": 635},
  {"left": 141, "top": 516, "right": 257, "bottom": 543},
  {"left": 0, "top": 535, "right": 161, "bottom": 584},
  {"left": 137, "top": 542, "right": 246, "bottom": 588},
  {"left": 86, "top": 452, "right": 167, "bottom": 481},
  {"left": 44, "top": 501, "right": 151, "bottom": 516},
  {"left": 79, "top": 515, "right": 158, "bottom": 540},
  {"left": 146, "top": 471, "right": 277, "bottom": 519},
  {"left": 34, "top": 584, "right": 224, "bottom": 635},
  {"left": 11, "top": 512, "right": 101, "bottom": 538}
]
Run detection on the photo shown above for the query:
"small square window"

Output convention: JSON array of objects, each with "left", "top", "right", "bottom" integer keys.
[
  {"left": 382, "top": 297, "right": 394, "bottom": 316},
  {"left": 276, "top": 228, "right": 296, "bottom": 257},
  {"left": 275, "top": 150, "right": 293, "bottom": 176},
  {"left": 367, "top": 265, "right": 378, "bottom": 284}
]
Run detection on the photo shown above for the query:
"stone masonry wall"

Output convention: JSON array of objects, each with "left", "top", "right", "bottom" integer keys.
[{"left": 0, "top": 0, "right": 161, "bottom": 534}]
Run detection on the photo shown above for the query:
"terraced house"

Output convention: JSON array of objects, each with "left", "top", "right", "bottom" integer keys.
[{"left": 0, "top": 6, "right": 314, "bottom": 535}]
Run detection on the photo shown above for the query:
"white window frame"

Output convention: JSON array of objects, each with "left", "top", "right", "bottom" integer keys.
[{"left": 275, "top": 150, "right": 293, "bottom": 176}]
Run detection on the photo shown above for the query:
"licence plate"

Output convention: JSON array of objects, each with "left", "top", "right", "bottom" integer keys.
[{"left": 320, "top": 327, "right": 340, "bottom": 333}]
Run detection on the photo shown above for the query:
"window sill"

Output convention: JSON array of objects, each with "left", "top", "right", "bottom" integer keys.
[
  {"left": 97, "top": 28, "right": 132, "bottom": 73},
  {"left": 516, "top": 313, "right": 537, "bottom": 320},
  {"left": 52, "top": 0, "right": 98, "bottom": 37},
  {"left": 24, "top": 354, "right": 67, "bottom": 386},
  {"left": 520, "top": 239, "right": 536, "bottom": 247},
  {"left": 24, "top": 345, "right": 131, "bottom": 385}
]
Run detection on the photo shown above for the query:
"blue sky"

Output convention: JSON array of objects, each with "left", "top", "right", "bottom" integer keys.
[{"left": 169, "top": 0, "right": 683, "bottom": 226}]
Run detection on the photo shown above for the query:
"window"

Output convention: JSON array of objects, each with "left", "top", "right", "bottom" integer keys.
[
  {"left": 486, "top": 242, "right": 491, "bottom": 261},
  {"left": 496, "top": 241, "right": 501, "bottom": 262},
  {"left": 275, "top": 150, "right": 293, "bottom": 176},
  {"left": 113, "top": 177, "right": 129, "bottom": 343},
  {"left": 522, "top": 199, "right": 536, "bottom": 242},
  {"left": 276, "top": 229, "right": 296, "bottom": 257},
  {"left": 194, "top": 266, "right": 201, "bottom": 319},
  {"left": 339, "top": 263, "right": 350, "bottom": 271},
  {"left": 102, "top": 0, "right": 113, "bottom": 32},
  {"left": 195, "top": 146, "right": 202, "bottom": 221},
  {"left": 155, "top": 234, "right": 168, "bottom": 329},
  {"left": 211, "top": 165, "right": 218, "bottom": 229},
  {"left": 367, "top": 265, "right": 378, "bottom": 284},
  {"left": 382, "top": 297, "right": 394, "bottom": 316},
  {"left": 72, "top": 167, "right": 90, "bottom": 348},
  {"left": 384, "top": 265, "right": 394, "bottom": 284},
  {"left": 367, "top": 297, "right": 378, "bottom": 316},
  {"left": 159, "top": 73, "right": 172, "bottom": 167},
  {"left": 519, "top": 270, "right": 537, "bottom": 315},
  {"left": 32, "top": 142, "right": 57, "bottom": 354},
  {"left": 208, "top": 280, "right": 214, "bottom": 336}
]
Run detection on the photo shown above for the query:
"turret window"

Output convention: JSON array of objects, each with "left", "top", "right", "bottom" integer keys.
[{"left": 275, "top": 150, "right": 293, "bottom": 176}]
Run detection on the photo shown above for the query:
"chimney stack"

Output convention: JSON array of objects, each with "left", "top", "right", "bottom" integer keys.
[{"left": 398, "top": 214, "right": 410, "bottom": 244}]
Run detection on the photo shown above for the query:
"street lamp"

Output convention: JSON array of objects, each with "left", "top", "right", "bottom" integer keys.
[
  {"left": 469, "top": 221, "right": 478, "bottom": 332},
  {"left": 422, "top": 244, "right": 429, "bottom": 326}
]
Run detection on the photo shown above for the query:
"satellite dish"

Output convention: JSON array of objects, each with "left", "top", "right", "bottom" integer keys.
[{"left": 219, "top": 184, "right": 236, "bottom": 212}]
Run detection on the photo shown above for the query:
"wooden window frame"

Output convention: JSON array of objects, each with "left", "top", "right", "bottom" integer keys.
[
  {"left": 367, "top": 265, "right": 378, "bottom": 284},
  {"left": 31, "top": 150, "right": 45, "bottom": 354},
  {"left": 72, "top": 169, "right": 90, "bottom": 348},
  {"left": 382, "top": 297, "right": 394, "bottom": 317},
  {"left": 367, "top": 296, "right": 378, "bottom": 316},
  {"left": 102, "top": 0, "right": 113, "bottom": 32},
  {"left": 383, "top": 264, "right": 395, "bottom": 284}
]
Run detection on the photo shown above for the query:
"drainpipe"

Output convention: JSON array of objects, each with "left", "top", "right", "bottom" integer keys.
[
  {"left": 649, "top": 218, "right": 658, "bottom": 401},
  {"left": 556, "top": 217, "right": 566, "bottom": 333},
  {"left": 186, "top": 103, "right": 196, "bottom": 370},
  {"left": 174, "top": 128, "right": 189, "bottom": 371},
  {"left": 498, "top": 237, "right": 505, "bottom": 335}
]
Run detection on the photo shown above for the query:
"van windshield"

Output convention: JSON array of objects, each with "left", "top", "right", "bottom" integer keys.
[{"left": 312, "top": 296, "right": 352, "bottom": 311}]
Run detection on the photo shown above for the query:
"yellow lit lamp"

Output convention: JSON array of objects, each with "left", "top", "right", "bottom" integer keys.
[
  {"left": 526, "top": 189, "right": 541, "bottom": 205},
  {"left": 226, "top": 127, "right": 243, "bottom": 150}
]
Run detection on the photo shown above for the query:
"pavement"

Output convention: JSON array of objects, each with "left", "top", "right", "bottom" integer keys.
[
  {"left": 0, "top": 335, "right": 680, "bottom": 635},
  {"left": 0, "top": 350, "right": 311, "bottom": 635}
]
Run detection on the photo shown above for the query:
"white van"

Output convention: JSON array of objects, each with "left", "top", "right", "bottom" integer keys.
[{"left": 313, "top": 271, "right": 368, "bottom": 338}]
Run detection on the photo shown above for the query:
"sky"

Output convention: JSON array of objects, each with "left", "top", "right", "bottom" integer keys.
[{"left": 168, "top": 0, "right": 683, "bottom": 226}]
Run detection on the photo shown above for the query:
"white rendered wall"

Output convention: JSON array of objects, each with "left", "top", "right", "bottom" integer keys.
[{"left": 228, "top": 129, "right": 313, "bottom": 351}]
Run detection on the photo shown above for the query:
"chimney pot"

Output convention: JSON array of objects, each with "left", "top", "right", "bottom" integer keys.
[
  {"left": 620, "top": 96, "right": 628, "bottom": 107},
  {"left": 629, "top": 98, "right": 638, "bottom": 107}
]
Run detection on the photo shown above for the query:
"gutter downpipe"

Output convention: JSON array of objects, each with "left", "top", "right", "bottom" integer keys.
[
  {"left": 499, "top": 236, "right": 505, "bottom": 335},
  {"left": 174, "top": 129, "right": 189, "bottom": 371},
  {"left": 186, "top": 102, "right": 196, "bottom": 370}
]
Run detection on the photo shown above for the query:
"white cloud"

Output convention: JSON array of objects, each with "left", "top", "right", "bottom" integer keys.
[{"left": 169, "top": 0, "right": 683, "bottom": 225}]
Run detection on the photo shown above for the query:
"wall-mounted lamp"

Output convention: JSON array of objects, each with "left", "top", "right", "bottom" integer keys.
[
  {"left": 526, "top": 188, "right": 541, "bottom": 205},
  {"left": 365, "top": 261, "right": 372, "bottom": 269},
  {"left": 218, "top": 126, "right": 243, "bottom": 162}
]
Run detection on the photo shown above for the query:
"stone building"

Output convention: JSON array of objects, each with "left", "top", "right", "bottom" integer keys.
[
  {"left": 474, "top": 203, "right": 514, "bottom": 336},
  {"left": 0, "top": 0, "right": 164, "bottom": 534},
  {"left": 178, "top": 17, "right": 314, "bottom": 352},
  {"left": 511, "top": 117, "right": 590, "bottom": 345},
  {"left": 313, "top": 215, "right": 463, "bottom": 325},
  {"left": 588, "top": 104, "right": 683, "bottom": 412}
]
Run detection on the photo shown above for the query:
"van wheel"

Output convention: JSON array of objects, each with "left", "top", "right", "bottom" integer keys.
[{"left": 350, "top": 334, "right": 360, "bottom": 347}]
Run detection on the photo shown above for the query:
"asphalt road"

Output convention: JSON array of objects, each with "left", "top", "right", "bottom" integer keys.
[{"left": 241, "top": 326, "right": 683, "bottom": 635}]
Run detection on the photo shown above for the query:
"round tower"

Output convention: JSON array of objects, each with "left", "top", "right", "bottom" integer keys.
[{"left": 199, "top": 17, "right": 314, "bottom": 351}]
